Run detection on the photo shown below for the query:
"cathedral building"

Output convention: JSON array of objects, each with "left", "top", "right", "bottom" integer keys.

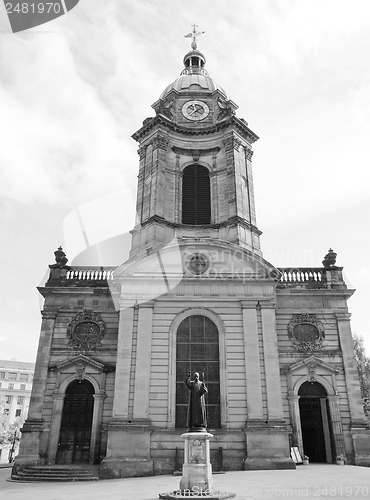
[{"left": 13, "top": 32, "right": 370, "bottom": 479}]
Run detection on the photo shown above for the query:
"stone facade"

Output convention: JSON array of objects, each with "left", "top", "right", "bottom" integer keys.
[{"left": 13, "top": 39, "right": 370, "bottom": 478}]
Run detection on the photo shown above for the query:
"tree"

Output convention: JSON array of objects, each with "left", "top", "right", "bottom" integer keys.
[
  {"left": 0, "top": 400, "right": 24, "bottom": 448},
  {"left": 353, "top": 334, "right": 370, "bottom": 418}
]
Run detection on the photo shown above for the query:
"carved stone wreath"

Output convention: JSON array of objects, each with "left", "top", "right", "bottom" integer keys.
[
  {"left": 67, "top": 310, "right": 106, "bottom": 350},
  {"left": 185, "top": 253, "right": 210, "bottom": 276},
  {"left": 288, "top": 313, "right": 325, "bottom": 352}
]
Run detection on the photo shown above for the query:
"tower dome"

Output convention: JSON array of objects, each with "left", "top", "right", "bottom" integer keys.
[{"left": 159, "top": 32, "right": 227, "bottom": 100}]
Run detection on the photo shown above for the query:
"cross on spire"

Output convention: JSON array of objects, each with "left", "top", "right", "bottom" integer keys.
[{"left": 184, "top": 23, "right": 205, "bottom": 50}]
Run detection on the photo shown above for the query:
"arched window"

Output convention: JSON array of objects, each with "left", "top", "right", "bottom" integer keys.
[
  {"left": 182, "top": 165, "right": 211, "bottom": 225},
  {"left": 176, "top": 315, "right": 221, "bottom": 429}
]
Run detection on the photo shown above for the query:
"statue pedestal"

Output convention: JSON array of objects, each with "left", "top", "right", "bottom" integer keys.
[
  {"left": 180, "top": 431, "right": 213, "bottom": 492},
  {"left": 159, "top": 431, "right": 235, "bottom": 500}
]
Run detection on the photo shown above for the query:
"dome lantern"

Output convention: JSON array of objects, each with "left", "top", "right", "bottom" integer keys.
[
  {"left": 158, "top": 24, "right": 227, "bottom": 101},
  {"left": 182, "top": 24, "right": 208, "bottom": 76}
]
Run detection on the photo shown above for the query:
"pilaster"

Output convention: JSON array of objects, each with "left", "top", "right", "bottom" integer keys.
[
  {"left": 46, "top": 392, "right": 65, "bottom": 464},
  {"left": 101, "top": 303, "right": 153, "bottom": 479},
  {"left": 320, "top": 397, "right": 333, "bottom": 463},
  {"left": 112, "top": 305, "right": 135, "bottom": 419},
  {"left": 222, "top": 134, "right": 239, "bottom": 220},
  {"left": 150, "top": 133, "right": 168, "bottom": 220},
  {"left": 260, "top": 303, "right": 285, "bottom": 420},
  {"left": 13, "top": 310, "right": 56, "bottom": 473},
  {"left": 336, "top": 313, "right": 368, "bottom": 424},
  {"left": 28, "top": 310, "right": 57, "bottom": 418},
  {"left": 241, "top": 301, "right": 263, "bottom": 420},
  {"left": 327, "top": 395, "right": 346, "bottom": 458},
  {"left": 136, "top": 145, "right": 148, "bottom": 225},
  {"left": 90, "top": 392, "right": 106, "bottom": 464},
  {"left": 133, "top": 301, "right": 154, "bottom": 421},
  {"left": 287, "top": 394, "right": 304, "bottom": 454}
]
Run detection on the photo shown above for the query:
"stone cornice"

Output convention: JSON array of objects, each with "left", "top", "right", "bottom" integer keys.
[
  {"left": 276, "top": 288, "right": 355, "bottom": 298},
  {"left": 132, "top": 114, "right": 259, "bottom": 144},
  {"left": 136, "top": 213, "right": 262, "bottom": 236}
]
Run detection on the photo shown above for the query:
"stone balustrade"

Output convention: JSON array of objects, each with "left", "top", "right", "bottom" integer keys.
[
  {"left": 279, "top": 268, "right": 325, "bottom": 284},
  {"left": 277, "top": 267, "right": 345, "bottom": 289},
  {"left": 46, "top": 265, "right": 345, "bottom": 291},
  {"left": 65, "top": 268, "right": 115, "bottom": 281}
]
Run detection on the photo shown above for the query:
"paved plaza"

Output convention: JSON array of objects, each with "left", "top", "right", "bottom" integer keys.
[{"left": 1, "top": 464, "right": 370, "bottom": 500}]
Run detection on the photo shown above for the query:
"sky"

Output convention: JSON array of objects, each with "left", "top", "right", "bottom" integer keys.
[{"left": 0, "top": 0, "right": 369, "bottom": 362}]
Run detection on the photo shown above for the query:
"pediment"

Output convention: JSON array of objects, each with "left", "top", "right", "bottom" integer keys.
[
  {"left": 114, "top": 238, "right": 279, "bottom": 283},
  {"left": 50, "top": 354, "right": 108, "bottom": 373},
  {"left": 288, "top": 355, "right": 341, "bottom": 375}
]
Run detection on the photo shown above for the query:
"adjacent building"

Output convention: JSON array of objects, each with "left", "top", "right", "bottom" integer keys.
[
  {"left": 13, "top": 34, "right": 370, "bottom": 478},
  {"left": 0, "top": 360, "right": 34, "bottom": 463}
]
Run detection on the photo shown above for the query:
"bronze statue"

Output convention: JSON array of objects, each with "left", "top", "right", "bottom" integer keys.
[{"left": 185, "top": 372, "right": 207, "bottom": 430}]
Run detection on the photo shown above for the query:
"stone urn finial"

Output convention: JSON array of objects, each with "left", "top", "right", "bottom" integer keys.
[
  {"left": 322, "top": 248, "right": 337, "bottom": 268},
  {"left": 50, "top": 246, "right": 69, "bottom": 268}
]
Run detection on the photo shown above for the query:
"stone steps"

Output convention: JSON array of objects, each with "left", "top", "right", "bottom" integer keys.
[{"left": 11, "top": 465, "right": 99, "bottom": 482}]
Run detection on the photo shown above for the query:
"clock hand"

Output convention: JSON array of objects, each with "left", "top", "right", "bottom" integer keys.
[{"left": 188, "top": 105, "right": 202, "bottom": 116}]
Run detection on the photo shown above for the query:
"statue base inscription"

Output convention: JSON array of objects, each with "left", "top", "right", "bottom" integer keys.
[{"left": 159, "top": 431, "right": 235, "bottom": 500}]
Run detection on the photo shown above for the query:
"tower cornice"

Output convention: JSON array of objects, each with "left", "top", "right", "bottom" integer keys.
[{"left": 132, "top": 114, "right": 259, "bottom": 144}]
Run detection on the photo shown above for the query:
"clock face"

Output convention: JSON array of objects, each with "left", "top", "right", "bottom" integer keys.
[{"left": 182, "top": 100, "right": 210, "bottom": 121}]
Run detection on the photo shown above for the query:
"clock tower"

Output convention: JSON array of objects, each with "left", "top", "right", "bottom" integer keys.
[{"left": 130, "top": 29, "right": 262, "bottom": 258}]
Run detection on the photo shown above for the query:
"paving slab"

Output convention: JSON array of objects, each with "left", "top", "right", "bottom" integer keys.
[{"left": 1, "top": 464, "right": 370, "bottom": 500}]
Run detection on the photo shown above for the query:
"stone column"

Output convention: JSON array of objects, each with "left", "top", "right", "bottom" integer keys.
[
  {"left": 288, "top": 394, "right": 303, "bottom": 454},
  {"left": 327, "top": 395, "right": 345, "bottom": 458},
  {"left": 89, "top": 392, "right": 106, "bottom": 464},
  {"left": 320, "top": 398, "right": 333, "bottom": 463},
  {"left": 47, "top": 392, "right": 65, "bottom": 464},
  {"left": 133, "top": 301, "right": 154, "bottom": 421},
  {"left": 241, "top": 301, "right": 263, "bottom": 419},
  {"left": 13, "top": 311, "right": 56, "bottom": 473},
  {"left": 260, "top": 304, "right": 284, "bottom": 420}
]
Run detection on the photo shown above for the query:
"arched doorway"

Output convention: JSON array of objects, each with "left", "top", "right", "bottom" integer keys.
[
  {"left": 57, "top": 379, "right": 94, "bottom": 464},
  {"left": 298, "top": 381, "right": 333, "bottom": 463},
  {"left": 175, "top": 315, "right": 221, "bottom": 429}
]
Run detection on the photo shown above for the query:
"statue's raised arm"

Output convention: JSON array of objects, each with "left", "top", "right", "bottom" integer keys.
[{"left": 185, "top": 371, "right": 192, "bottom": 390}]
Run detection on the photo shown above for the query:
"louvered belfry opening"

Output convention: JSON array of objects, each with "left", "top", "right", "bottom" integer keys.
[{"left": 182, "top": 165, "right": 211, "bottom": 225}]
